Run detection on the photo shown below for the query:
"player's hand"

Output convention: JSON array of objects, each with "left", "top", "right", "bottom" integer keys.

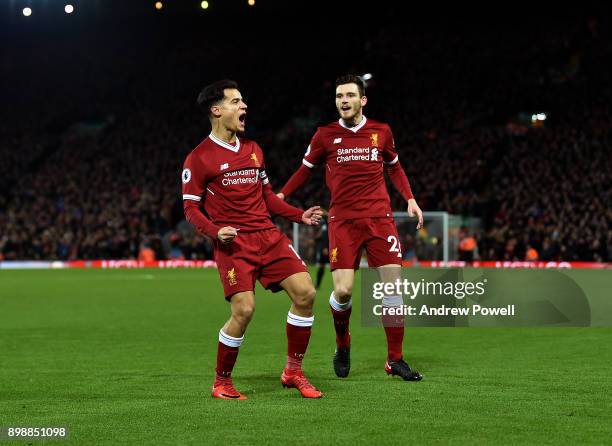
[
  {"left": 407, "top": 199, "right": 424, "bottom": 230},
  {"left": 217, "top": 226, "right": 239, "bottom": 244},
  {"left": 276, "top": 192, "right": 285, "bottom": 200},
  {"left": 302, "top": 206, "right": 323, "bottom": 226}
]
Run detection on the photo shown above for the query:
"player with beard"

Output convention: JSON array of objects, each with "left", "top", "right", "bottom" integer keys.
[{"left": 278, "top": 75, "right": 423, "bottom": 381}]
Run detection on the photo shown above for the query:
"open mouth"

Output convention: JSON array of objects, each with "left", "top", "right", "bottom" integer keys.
[
  {"left": 341, "top": 106, "right": 351, "bottom": 112},
  {"left": 238, "top": 113, "right": 247, "bottom": 124}
]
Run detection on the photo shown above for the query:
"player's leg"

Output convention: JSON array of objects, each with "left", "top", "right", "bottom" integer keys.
[
  {"left": 257, "top": 230, "right": 322, "bottom": 398},
  {"left": 212, "top": 233, "right": 259, "bottom": 399},
  {"left": 278, "top": 272, "right": 322, "bottom": 398},
  {"left": 367, "top": 218, "right": 422, "bottom": 381},
  {"left": 377, "top": 264, "right": 404, "bottom": 361},
  {"left": 213, "top": 291, "right": 256, "bottom": 400},
  {"left": 328, "top": 220, "right": 362, "bottom": 378},
  {"left": 330, "top": 267, "right": 354, "bottom": 353}
]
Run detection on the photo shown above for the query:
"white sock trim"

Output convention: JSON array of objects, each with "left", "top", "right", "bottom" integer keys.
[
  {"left": 329, "top": 291, "right": 352, "bottom": 312},
  {"left": 219, "top": 329, "right": 244, "bottom": 348},
  {"left": 382, "top": 295, "right": 403, "bottom": 307},
  {"left": 287, "top": 311, "right": 314, "bottom": 327}
]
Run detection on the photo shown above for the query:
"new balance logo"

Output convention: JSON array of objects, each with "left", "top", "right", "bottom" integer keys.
[
  {"left": 220, "top": 163, "right": 229, "bottom": 171},
  {"left": 333, "top": 138, "right": 342, "bottom": 144}
]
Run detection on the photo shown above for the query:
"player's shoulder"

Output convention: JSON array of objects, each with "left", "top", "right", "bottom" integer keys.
[
  {"left": 190, "top": 136, "right": 214, "bottom": 157},
  {"left": 238, "top": 135, "right": 259, "bottom": 148},
  {"left": 238, "top": 136, "right": 264, "bottom": 156},
  {"left": 318, "top": 120, "right": 343, "bottom": 133},
  {"left": 313, "top": 121, "right": 344, "bottom": 140},
  {"left": 365, "top": 117, "right": 391, "bottom": 132},
  {"left": 185, "top": 137, "right": 218, "bottom": 170}
]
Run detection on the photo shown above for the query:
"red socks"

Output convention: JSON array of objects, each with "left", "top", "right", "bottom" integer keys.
[
  {"left": 285, "top": 312, "right": 314, "bottom": 373},
  {"left": 329, "top": 292, "right": 351, "bottom": 348},
  {"left": 383, "top": 323, "right": 404, "bottom": 361},
  {"left": 214, "top": 330, "right": 244, "bottom": 386},
  {"left": 382, "top": 295, "right": 405, "bottom": 361}
]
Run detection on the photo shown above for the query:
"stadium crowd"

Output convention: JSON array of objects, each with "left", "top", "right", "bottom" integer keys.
[{"left": 1, "top": 10, "right": 610, "bottom": 262}]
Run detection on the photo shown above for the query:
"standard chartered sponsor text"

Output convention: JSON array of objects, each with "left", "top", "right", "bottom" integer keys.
[
  {"left": 222, "top": 169, "right": 259, "bottom": 186},
  {"left": 337, "top": 147, "right": 372, "bottom": 163}
]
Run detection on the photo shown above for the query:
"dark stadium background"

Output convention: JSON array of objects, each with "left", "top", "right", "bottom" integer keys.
[
  {"left": 1, "top": 3, "right": 612, "bottom": 445},
  {"left": 1, "top": 0, "right": 610, "bottom": 263}
]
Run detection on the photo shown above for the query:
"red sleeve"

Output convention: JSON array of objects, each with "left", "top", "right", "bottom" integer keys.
[
  {"left": 386, "top": 161, "right": 414, "bottom": 201},
  {"left": 181, "top": 152, "right": 222, "bottom": 239},
  {"left": 183, "top": 201, "right": 222, "bottom": 239},
  {"left": 302, "top": 128, "right": 326, "bottom": 167},
  {"left": 263, "top": 183, "right": 304, "bottom": 223},
  {"left": 280, "top": 129, "right": 325, "bottom": 197},
  {"left": 280, "top": 164, "right": 313, "bottom": 198},
  {"left": 382, "top": 125, "right": 414, "bottom": 201},
  {"left": 256, "top": 144, "right": 304, "bottom": 223}
]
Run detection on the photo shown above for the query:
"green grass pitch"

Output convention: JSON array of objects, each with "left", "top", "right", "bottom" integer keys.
[{"left": 1, "top": 268, "right": 611, "bottom": 445}]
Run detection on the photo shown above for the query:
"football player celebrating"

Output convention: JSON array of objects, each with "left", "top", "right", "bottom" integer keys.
[
  {"left": 182, "top": 80, "right": 324, "bottom": 399},
  {"left": 278, "top": 75, "right": 423, "bottom": 381}
]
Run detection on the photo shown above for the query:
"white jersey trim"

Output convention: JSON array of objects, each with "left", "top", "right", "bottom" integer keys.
[
  {"left": 302, "top": 158, "right": 315, "bottom": 168},
  {"left": 384, "top": 155, "right": 399, "bottom": 165},
  {"left": 209, "top": 132, "right": 240, "bottom": 153},
  {"left": 338, "top": 115, "right": 367, "bottom": 133},
  {"left": 183, "top": 194, "right": 201, "bottom": 201}
]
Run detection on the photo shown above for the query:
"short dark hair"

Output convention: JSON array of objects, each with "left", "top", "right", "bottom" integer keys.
[
  {"left": 197, "top": 79, "right": 239, "bottom": 117},
  {"left": 335, "top": 74, "right": 365, "bottom": 97}
]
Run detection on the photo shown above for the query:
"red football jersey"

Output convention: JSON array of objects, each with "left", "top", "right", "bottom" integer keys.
[
  {"left": 182, "top": 133, "right": 276, "bottom": 232},
  {"left": 303, "top": 116, "right": 399, "bottom": 221}
]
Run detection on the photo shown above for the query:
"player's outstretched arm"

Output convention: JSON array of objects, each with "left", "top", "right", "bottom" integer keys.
[
  {"left": 262, "top": 183, "right": 321, "bottom": 225},
  {"left": 301, "top": 206, "right": 323, "bottom": 226},
  {"left": 277, "top": 164, "right": 313, "bottom": 200}
]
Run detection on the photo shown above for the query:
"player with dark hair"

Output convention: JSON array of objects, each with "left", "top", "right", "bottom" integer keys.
[
  {"left": 183, "top": 79, "right": 324, "bottom": 399},
  {"left": 278, "top": 74, "right": 424, "bottom": 381}
]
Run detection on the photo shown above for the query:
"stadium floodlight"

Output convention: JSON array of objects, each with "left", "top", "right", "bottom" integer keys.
[
  {"left": 155, "top": 1, "right": 163, "bottom": 10},
  {"left": 23, "top": 7, "right": 32, "bottom": 17},
  {"left": 362, "top": 73, "right": 373, "bottom": 81},
  {"left": 537, "top": 113, "right": 547, "bottom": 121},
  {"left": 65, "top": 4, "right": 74, "bottom": 14},
  {"left": 201, "top": 1, "right": 209, "bottom": 9},
  {"left": 248, "top": 0, "right": 255, "bottom": 5}
]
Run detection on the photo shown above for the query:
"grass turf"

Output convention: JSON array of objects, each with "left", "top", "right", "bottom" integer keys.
[{"left": 1, "top": 268, "right": 611, "bottom": 445}]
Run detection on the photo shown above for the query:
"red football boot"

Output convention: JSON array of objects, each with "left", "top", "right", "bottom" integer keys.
[
  {"left": 280, "top": 370, "right": 323, "bottom": 398},
  {"left": 211, "top": 383, "right": 247, "bottom": 400}
]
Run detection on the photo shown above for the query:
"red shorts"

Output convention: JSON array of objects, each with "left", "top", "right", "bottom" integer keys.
[
  {"left": 214, "top": 227, "right": 308, "bottom": 300},
  {"left": 328, "top": 217, "right": 402, "bottom": 271}
]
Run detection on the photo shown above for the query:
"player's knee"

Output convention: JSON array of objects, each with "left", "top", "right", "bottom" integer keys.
[
  {"left": 334, "top": 284, "right": 353, "bottom": 302},
  {"left": 293, "top": 286, "right": 316, "bottom": 311},
  {"left": 234, "top": 302, "right": 255, "bottom": 325}
]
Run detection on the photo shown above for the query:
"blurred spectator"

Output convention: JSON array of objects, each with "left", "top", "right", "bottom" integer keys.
[{"left": 138, "top": 242, "right": 156, "bottom": 262}]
